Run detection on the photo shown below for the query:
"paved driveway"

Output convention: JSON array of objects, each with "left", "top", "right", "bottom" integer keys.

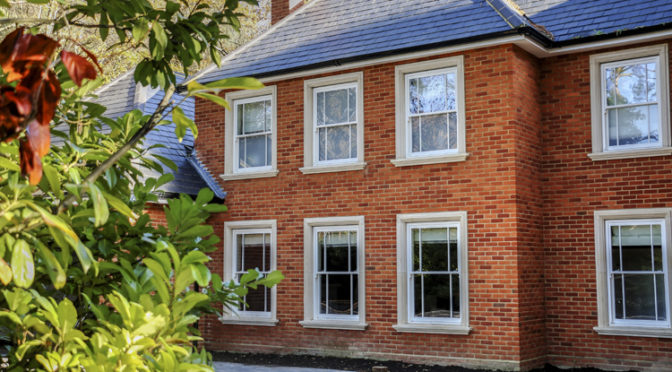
[{"left": 213, "top": 361, "right": 352, "bottom": 372}]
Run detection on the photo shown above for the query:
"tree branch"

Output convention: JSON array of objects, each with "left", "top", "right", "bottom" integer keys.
[{"left": 57, "top": 85, "right": 176, "bottom": 214}]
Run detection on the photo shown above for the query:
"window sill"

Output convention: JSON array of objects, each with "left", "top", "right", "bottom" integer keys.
[
  {"left": 588, "top": 147, "right": 672, "bottom": 161},
  {"left": 220, "top": 170, "right": 279, "bottom": 181},
  {"left": 393, "top": 323, "right": 471, "bottom": 335},
  {"left": 594, "top": 326, "right": 672, "bottom": 338},
  {"left": 219, "top": 317, "right": 278, "bottom": 327},
  {"left": 299, "top": 320, "right": 368, "bottom": 331},
  {"left": 391, "top": 153, "right": 469, "bottom": 167},
  {"left": 299, "top": 162, "right": 366, "bottom": 174}
]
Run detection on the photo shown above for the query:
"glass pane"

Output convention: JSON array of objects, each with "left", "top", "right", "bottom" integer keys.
[
  {"left": 423, "top": 274, "right": 452, "bottom": 318},
  {"left": 236, "top": 235, "right": 244, "bottom": 272},
  {"left": 451, "top": 273, "right": 460, "bottom": 318},
  {"left": 350, "top": 124, "right": 357, "bottom": 159},
  {"left": 621, "top": 225, "right": 653, "bottom": 271},
  {"left": 611, "top": 225, "right": 621, "bottom": 271},
  {"left": 263, "top": 235, "right": 271, "bottom": 272},
  {"left": 656, "top": 274, "right": 666, "bottom": 321},
  {"left": 327, "top": 274, "right": 352, "bottom": 315},
  {"left": 316, "top": 92, "right": 325, "bottom": 126},
  {"left": 448, "top": 112, "right": 457, "bottom": 149},
  {"left": 420, "top": 113, "right": 449, "bottom": 152},
  {"left": 614, "top": 274, "right": 623, "bottom": 319},
  {"left": 608, "top": 105, "right": 658, "bottom": 146},
  {"left": 421, "top": 228, "right": 448, "bottom": 272},
  {"left": 449, "top": 227, "right": 458, "bottom": 271},
  {"left": 607, "top": 109, "right": 618, "bottom": 147},
  {"left": 351, "top": 274, "right": 359, "bottom": 315},
  {"left": 413, "top": 274, "right": 422, "bottom": 317},
  {"left": 417, "top": 74, "right": 446, "bottom": 114},
  {"left": 411, "top": 117, "right": 420, "bottom": 152},
  {"left": 349, "top": 231, "right": 357, "bottom": 272},
  {"left": 236, "top": 104, "right": 244, "bottom": 135},
  {"left": 605, "top": 63, "right": 653, "bottom": 106},
  {"left": 319, "top": 274, "right": 327, "bottom": 314},
  {"left": 653, "top": 224, "right": 663, "bottom": 271},
  {"left": 324, "top": 89, "right": 348, "bottom": 124},
  {"left": 649, "top": 104, "right": 660, "bottom": 143},
  {"left": 318, "top": 128, "right": 326, "bottom": 161},
  {"left": 266, "top": 135, "right": 272, "bottom": 166},
  {"left": 242, "top": 233, "right": 264, "bottom": 270},
  {"left": 409, "top": 78, "right": 419, "bottom": 114},
  {"left": 317, "top": 231, "right": 325, "bottom": 272},
  {"left": 326, "top": 125, "right": 351, "bottom": 160},
  {"left": 244, "top": 284, "right": 267, "bottom": 312},
  {"left": 412, "top": 228, "right": 420, "bottom": 271},
  {"left": 242, "top": 101, "right": 266, "bottom": 134},
  {"left": 265, "top": 100, "right": 272, "bottom": 131},
  {"left": 241, "top": 135, "right": 267, "bottom": 168},
  {"left": 348, "top": 87, "right": 356, "bottom": 122},
  {"left": 623, "top": 274, "right": 656, "bottom": 320},
  {"left": 647, "top": 62, "right": 657, "bottom": 102},
  {"left": 446, "top": 72, "right": 456, "bottom": 111},
  {"left": 325, "top": 231, "right": 350, "bottom": 272}
]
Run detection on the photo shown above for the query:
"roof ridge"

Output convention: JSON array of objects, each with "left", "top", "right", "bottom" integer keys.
[
  {"left": 191, "top": 0, "right": 323, "bottom": 84},
  {"left": 492, "top": 0, "right": 554, "bottom": 40}
]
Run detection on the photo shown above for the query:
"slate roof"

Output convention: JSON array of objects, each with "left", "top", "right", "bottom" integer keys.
[
  {"left": 92, "top": 72, "right": 226, "bottom": 199},
  {"left": 199, "top": 0, "right": 672, "bottom": 82}
]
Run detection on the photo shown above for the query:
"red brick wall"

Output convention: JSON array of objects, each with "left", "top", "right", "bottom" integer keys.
[
  {"left": 195, "top": 44, "right": 549, "bottom": 370},
  {"left": 540, "top": 40, "right": 672, "bottom": 371}
]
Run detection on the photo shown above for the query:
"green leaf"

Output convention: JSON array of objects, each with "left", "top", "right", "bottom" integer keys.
[
  {"left": 0, "top": 157, "right": 20, "bottom": 171},
  {"left": 57, "top": 298, "right": 77, "bottom": 332},
  {"left": 25, "top": 0, "right": 49, "bottom": 3},
  {"left": 0, "top": 257, "right": 12, "bottom": 285},
  {"left": 190, "top": 264, "right": 211, "bottom": 287},
  {"left": 132, "top": 19, "right": 150, "bottom": 43},
  {"left": 11, "top": 240, "right": 34, "bottom": 288},
  {"left": 42, "top": 162, "right": 62, "bottom": 198},
  {"left": 172, "top": 106, "right": 197, "bottom": 142},
  {"left": 152, "top": 21, "right": 168, "bottom": 49},
  {"left": 258, "top": 270, "right": 284, "bottom": 288},
  {"left": 88, "top": 183, "right": 109, "bottom": 227},
  {"left": 102, "top": 191, "right": 137, "bottom": 220},
  {"left": 195, "top": 188, "right": 214, "bottom": 205},
  {"left": 186, "top": 77, "right": 264, "bottom": 95},
  {"left": 193, "top": 92, "right": 229, "bottom": 109},
  {"left": 35, "top": 241, "right": 66, "bottom": 289}
]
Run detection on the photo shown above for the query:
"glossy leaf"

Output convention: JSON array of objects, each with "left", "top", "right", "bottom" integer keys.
[
  {"left": 11, "top": 239, "right": 34, "bottom": 288},
  {"left": 0, "top": 257, "right": 13, "bottom": 285},
  {"left": 88, "top": 183, "right": 109, "bottom": 227},
  {"left": 61, "top": 51, "right": 97, "bottom": 87},
  {"left": 172, "top": 106, "right": 197, "bottom": 142}
]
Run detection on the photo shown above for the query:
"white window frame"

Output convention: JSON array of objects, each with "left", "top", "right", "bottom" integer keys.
[
  {"left": 394, "top": 211, "right": 470, "bottom": 334},
  {"left": 300, "top": 72, "right": 366, "bottom": 174},
  {"left": 594, "top": 209, "right": 672, "bottom": 338},
  {"left": 392, "top": 56, "right": 468, "bottom": 167},
  {"left": 300, "top": 216, "right": 367, "bottom": 330},
  {"left": 222, "top": 86, "right": 279, "bottom": 180},
  {"left": 589, "top": 44, "right": 672, "bottom": 161},
  {"left": 221, "top": 220, "right": 278, "bottom": 326}
]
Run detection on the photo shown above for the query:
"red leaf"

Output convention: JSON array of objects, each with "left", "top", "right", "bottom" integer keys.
[
  {"left": 36, "top": 70, "right": 61, "bottom": 126},
  {"left": 0, "top": 28, "right": 22, "bottom": 74},
  {"left": 1, "top": 28, "right": 59, "bottom": 82},
  {"left": 61, "top": 51, "right": 97, "bottom": 87},
  {"left": 27, "top": 119, "right": 49, "bottom": 157},
  {"left": 19, "top": 138, "right": 42, "bottom": 185}
]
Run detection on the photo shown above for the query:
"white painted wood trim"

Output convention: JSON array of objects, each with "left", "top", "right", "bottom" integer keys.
[{"left": 299, "top": 162, "right": 366, "bottom": 174}]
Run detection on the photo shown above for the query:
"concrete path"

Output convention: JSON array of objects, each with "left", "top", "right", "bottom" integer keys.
[{"left": 214, "top": 361, "right": 352, "bottom": 372}]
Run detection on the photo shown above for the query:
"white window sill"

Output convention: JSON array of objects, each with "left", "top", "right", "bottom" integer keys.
[
  {"left": 299, "top": 320, "right": 368, "bottom": 331},
  {"left": 594, "top": 326, "right": 672, "bottom": 338},
  {"left": 219, "top": 317, "right": 278, "bottom": 327},
  {"left": 588, "top": 147, "right": 672, "bottom": 161},
  {"left": 220, "top": 170, "right": 279, "bottom": 181},
  {"left": 299, "top": 162, "right": 366, "bottom": 174},
  {"left": 393, "top": 323, "right": 471, "bottom": 335},
  {"left": 391, "top": 153, "right": 469, "bottom": 167}
]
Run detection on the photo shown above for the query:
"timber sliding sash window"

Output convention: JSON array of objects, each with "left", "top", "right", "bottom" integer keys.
[
  {"left": 394, "top": 212, "right": 470, "bottom": 334},
  {"left": 589, "top": 45, "right": 672, "bottom": 160},
  {"left": 221, "top": 220, "right": 278, "bottom": 326},
  {"left": 594, "top": 209, "right": 672, "bottom": 338},
  {"left": 301, "top": 72, "right": 365, "bottom": 174},
  {"left": 223, "top": 86, "right": 278, "bottom": 180},
  {"left": 301, "top": 216, "right": 367, "bottom": 330}
]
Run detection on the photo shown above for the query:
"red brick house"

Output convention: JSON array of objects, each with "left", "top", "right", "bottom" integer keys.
[{"left": 191, "top": 0, "right": 672, "bottom": 370}]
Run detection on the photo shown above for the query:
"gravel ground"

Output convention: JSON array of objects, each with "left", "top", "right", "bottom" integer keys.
[{"left": 212, "top": 352, "right": 626, "bottom": 372}]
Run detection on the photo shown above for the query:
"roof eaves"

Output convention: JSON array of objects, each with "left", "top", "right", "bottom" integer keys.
[
  {"left": 549, "top": 22, "right": 672, "bottom": 47},
  {"left": 185, "top": 149, "right": 227, "bottom": 200}
]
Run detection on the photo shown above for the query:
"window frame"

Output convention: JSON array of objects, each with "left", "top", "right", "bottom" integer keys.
[
  {"left": 222, "top": 86, "right": 279, "bottom": 180},
  {"left": 221, "top": 220, "right": 278, "bottom": 326},
  {"left": 594, "top": 209, "right": 672, "bottom": 338},
  {"left": 300, "top": 216, "right": 367, "bottom": 330},
  {"left": 393, "top": 56, "right": 467, "bottom": 167},
  {"left": 300, "top": 72, "right": 366, "bottom": 174},
  {"left": 394, "top": 211, "right": 470, "bottom": 334},
  {"left": 589, "top": 44, "right": 672, "bottom": 161}
]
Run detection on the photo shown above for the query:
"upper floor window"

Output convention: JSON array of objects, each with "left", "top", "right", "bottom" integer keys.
[
  {"left": 301, "top": 73, "right": 365, "bottom": 174},
  {"left": 222, "top": 86, "right": 278, "bottom": 180},
  {"left": 589, "top": 45, "right": 671, "bottom": 161},
  {"left": 393, "top": 56, "right": 467, "bottom": 167}
]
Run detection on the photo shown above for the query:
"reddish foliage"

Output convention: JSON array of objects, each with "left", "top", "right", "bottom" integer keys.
[{"left": 0, "top": 27, "right": 96, "bottom": 184}]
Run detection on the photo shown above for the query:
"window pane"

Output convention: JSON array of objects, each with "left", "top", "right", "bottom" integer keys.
[
  {"left": 236, "top": 235, "right": 244, "bottom": 272},
  {"left": 349, "top": 231, "right": 357, "bottom": 272},
  {"left": 325, "top": 231, "right": 349, "bottom": 272},
  {"left": 236, "top": 104, "right": 244, "bottom": 134},
  {"left": 446, "top": 72, "right": 456, "bottom": 111},
  {"left": 319, "top": 274, "right": 327, "bottom": 314},
  {"left": 451, "top": 273, "right": 460, "bottom": 317},
  {"left": 621, "top": 224, "right": 653, "bottom": 271},
  {"left": 448, "top": 112, "right": 457, "bottom": 149},
  {"left": 242, "top": 234, "right": 265, "bottom": 270},
  {"left": 316, "top": 92, "right": 325, "bottom": 126},
  {"left": 326, "top": 274, "right": 353, "bottom": 315},
  {"left": 266, "top": 135, "right": 272, "bottom": 166},
  {"left": 421, "top": 228, "right": 448, "bottom": 272},
  {"left": 653, "top": 224, "right": 663, "bottom": 271},
  {"left": 242, "top": 101, "right": 266, "bottom": 134},
  {"left": 243, "top": 282, "right": 268, "bottom": 312},
  {"left": 324, "top": 89, "right": 348, "bottom": 124},
  {"left": 409, "top": 78, "right": 419, "bottom": 114},
  {"left": 417, "top": 74, "right": 446, "bottom": 114},
  {"left": 264, "top": 237, "right": 271, "bottom": 272},
  {"left": 623, "top": 274, "right": 656, "bottom": 320},
  {"left": 265, "top": 100, "right": 272, "bottom": 131},
  {"left": 614, "top": 274, "right": 623, "bottom": 319},
  {"left": 412, "top": 228, "right": 421, "bottom": 271},
  {"left": 611, "top": 225, "right": 621, "bottom": 271},
  {"left": 351, "top": 274, "right": 359, "bottom": 315},
  {"left": 413, "top": 274, "right": 422, "bottom": 317},
  {"left": 423, "top": 274, "right": 452, "bottom": 318},
  {"left": 240, "top": 135, "right": 267, "bottom": 168},
  {"left": 318, "top": 127, "right": 326, "bottom": 161},
  {"left": 647, "top": 62, "right": 657, "bottom": 102},
  {"left": 350, "top": 124, "right": 357, "bottom": 159},
  {"left": 348, "top": 87, "right": 356, "bottom": 122},
  {"left": 605, "top": 63, "right": 653, "bottom": 106},
  {"left": 420, "top": 113, "right": 449, "bottom": 152},
  {"left": 449, "top": 227, "right": 458, "bottom": 271},
  {"left": 608, "top": 105, "right": 659, "bottom": 146},
  {"left": 317, "top": 231, "right": 325, "bottom": 272},
  {"left": 411, "top": 117, "right": 420, "bottom": 152},
  {"left": 656, "top": 273, "right": 667, "bottom": 321},
  {"left": 326, "top": 125, "right": 351, "bottom": 160}
]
